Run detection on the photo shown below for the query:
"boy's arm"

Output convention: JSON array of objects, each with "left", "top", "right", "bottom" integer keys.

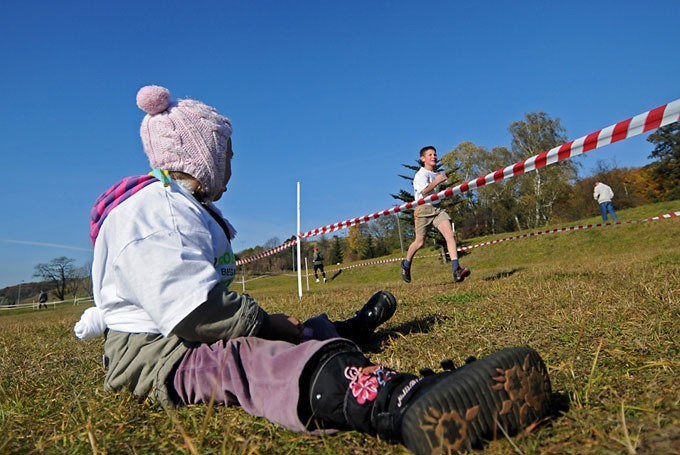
[{"left": 415, "top": 173, "right": 447, "bottom": 197}]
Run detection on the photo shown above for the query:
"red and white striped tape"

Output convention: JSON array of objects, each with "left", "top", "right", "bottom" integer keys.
[
  {"left": 237, "top": 99, "right": 680, "bottom": 265},
  {"left": 458, "top": 211, "right": 679, "bottom": 252},
  {"left": 236, "top": 239, "right": 297, "bottom": 265},
  {"left": 240, "top": 211, "right": 678, "bottom": 277},
  {"left": 300, "top": 100, "right": 679, "bottom": 238},
  {"left": 318, "top": 253, "right": 439, "bottom": 276},
  {"left": 313, "top": 211, "right": 679, "bottom": 276}
]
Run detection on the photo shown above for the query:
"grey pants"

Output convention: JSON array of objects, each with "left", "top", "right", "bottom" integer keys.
[{"left": 172, "top": 314, "right": 357, "bottom": 432}]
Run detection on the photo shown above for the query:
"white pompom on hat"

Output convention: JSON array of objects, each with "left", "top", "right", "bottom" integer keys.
[{"left": 137, "top": 85, "right": 232, "bottom": 200}]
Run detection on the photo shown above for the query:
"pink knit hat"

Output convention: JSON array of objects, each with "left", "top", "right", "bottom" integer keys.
[{"left": 136, "top": 85, "right": 233, "bottom": 200}]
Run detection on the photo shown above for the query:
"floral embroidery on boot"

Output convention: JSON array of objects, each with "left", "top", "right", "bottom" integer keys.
[{"left": 344, "top": 365, "right": 396, "bottom": 405}]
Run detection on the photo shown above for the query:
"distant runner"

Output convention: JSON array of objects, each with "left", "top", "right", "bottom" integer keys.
[{"left": 312, "top": 246, "right": 327, "bottom": 283}]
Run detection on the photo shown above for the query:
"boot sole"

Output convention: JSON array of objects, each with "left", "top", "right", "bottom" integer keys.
[{"left": 401, "top": 346, "right": 552, "bottom": 454}]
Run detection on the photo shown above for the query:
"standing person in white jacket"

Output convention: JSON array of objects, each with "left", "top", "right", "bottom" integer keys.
[{"left": 593, "top": 181, "right": 618, "bottom": 221}]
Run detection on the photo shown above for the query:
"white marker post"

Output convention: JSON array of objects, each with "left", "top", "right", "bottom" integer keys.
[
  {"left": 297, "top": 182, "right": 303, "bottom": 300},
  {"left": 395, "top": 213, "right": 404, "bottom": 254}
]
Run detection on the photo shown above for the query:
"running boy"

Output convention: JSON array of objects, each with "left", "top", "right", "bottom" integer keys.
[{"left": 401, "top": 146, "right": 470, "bottom": 283}]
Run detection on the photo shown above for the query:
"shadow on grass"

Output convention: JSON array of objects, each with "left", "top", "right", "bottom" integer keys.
[
  {"left": 363, "top": 314, "right": 445, "bottom": 353},
  {"left": 550, "top": 391, "right": 571, "bottom": 417},
  {"left": 483, "top": 268, "right": 524, "bottom": 281},
  {"left": 549, "top": 270, "right": 603, "bottom": 281},
  {"left": 540, "top": 390, "right": 570, "bottom": 435}
]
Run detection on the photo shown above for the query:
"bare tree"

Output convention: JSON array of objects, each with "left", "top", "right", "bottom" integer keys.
[
  {"left": 442, "top": 143, "right": 520, "bottom": 237},
  {"left": 33, "top": 257, "right": 77, "bottom": 301},
  {"left": 75, "top": 261, "right": 93, "bottom": 298},
  {"left": 509, "top": 112, "right": 578, "bottom": 228}
]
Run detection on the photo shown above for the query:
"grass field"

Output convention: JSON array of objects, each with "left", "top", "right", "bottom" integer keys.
[{"left": 1, "top": 202, "right": 678, "bottom": 454}]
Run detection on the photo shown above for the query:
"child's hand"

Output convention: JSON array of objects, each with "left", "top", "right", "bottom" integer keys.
[{"left": 264, "top": 313, "right": 303, "bottom": 343}]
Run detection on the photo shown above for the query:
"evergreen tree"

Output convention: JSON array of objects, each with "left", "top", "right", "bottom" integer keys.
[
  {"left": 361, "top": 234, "right": 376, "bottom": 259},
  {"left": 328, "top": 236, "right": 344, "bottom": 264},
  {"left": 647, "top": 123, "right": 680, "bottom": 200},
  {"left": 390, "top": 160, "right": 422, "bottom": 227},
  {"left": 317, "top": 235, "right": 330, "bottom": 258},
  {"left": 392, "top": 156, "right": 461, "bottom": 249}
]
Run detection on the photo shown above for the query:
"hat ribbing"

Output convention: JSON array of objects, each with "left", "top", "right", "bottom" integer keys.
[{"left": 137, "top": 85, "right": 232, "bottom": 200}]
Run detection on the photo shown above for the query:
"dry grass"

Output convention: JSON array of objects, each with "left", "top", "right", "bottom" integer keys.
[{"left": 1, "top": 202, "right": 678, "bottom": 454}]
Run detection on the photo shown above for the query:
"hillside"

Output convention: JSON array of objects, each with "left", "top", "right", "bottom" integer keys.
[{"left": 1, "top": 201, "right": 678, "bottom": 453}]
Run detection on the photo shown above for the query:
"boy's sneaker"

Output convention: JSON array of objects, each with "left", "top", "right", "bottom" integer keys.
[
  {"left": 316, "top": 278, "right": 320, "bottom": 283},
  {"left": 400, "top": 260, "right": 411, "bottom": 283},
  {"left": 454, "top": 266, "right": 470, "bottom": 283},
  {"left": 375, "top": 346, "right": 553, "bottom": 453}
]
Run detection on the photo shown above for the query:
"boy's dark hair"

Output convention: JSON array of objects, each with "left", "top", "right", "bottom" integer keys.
[{"left": 419, "top": 146, "right": 436, "bottom": 157}]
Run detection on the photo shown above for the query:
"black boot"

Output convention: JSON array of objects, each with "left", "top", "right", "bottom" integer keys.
[
  {"left": 305, "top": 345, "right": 552, "bottom": 453},
  {"left": 333, "top": 290, "right": 397, "bottom": 345},
  {"left": 305, "top": 346, "right": 396, "bottom": 432},
  {"left": 372, "top": 346, "right": 553, "bottom": 453}
]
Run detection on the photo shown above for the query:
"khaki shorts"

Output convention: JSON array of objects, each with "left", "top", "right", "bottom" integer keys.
[{"left": 414, "top": 204, "right": 451, "bottom": 239}]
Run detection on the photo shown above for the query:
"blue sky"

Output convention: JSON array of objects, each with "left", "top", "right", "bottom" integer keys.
[{"left": 1, "top": 1, "right": 678, "bottom": 288}]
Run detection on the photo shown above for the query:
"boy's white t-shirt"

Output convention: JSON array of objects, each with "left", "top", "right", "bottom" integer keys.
[
  {"left": 92, "top": 181, "right": 236, "bottom": 336},
  {"left": 413, "top": 167, "right": 441, "bottom": 204}
]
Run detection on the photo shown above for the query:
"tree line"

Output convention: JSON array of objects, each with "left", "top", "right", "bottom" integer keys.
[
  {"left": 438, "top": 116, "right": 678, "bottom": 238},
  {"left": 237, "top": 117, "right": 677, "bottom": 274},
  {"left": 5, "top": 120, "right": 675, "bottom": 286},
  {"left": 1, "top": 256, "right": 92, "bottom": 306}
]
